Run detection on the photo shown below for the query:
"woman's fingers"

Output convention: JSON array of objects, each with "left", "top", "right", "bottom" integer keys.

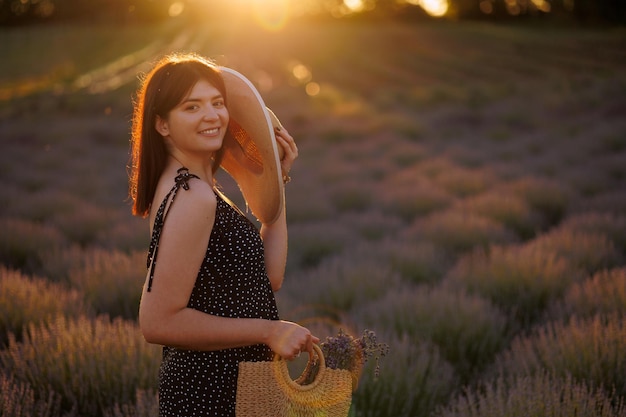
[
  {"left": 269, "top": 320, "right": 317, "bottom": 360},
  {"left": 275, "top": 127, "right": 298, "bottom": 175}
]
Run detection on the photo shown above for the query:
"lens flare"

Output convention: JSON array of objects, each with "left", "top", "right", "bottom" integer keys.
[
  {"left": 343, "top": 0, "right": 365, "bottom": 12},
  {"left": 251, "top": 0, "right": 289, "bottom": 31},
  {"left": 420, "top": 0, "right": 448, "bottom": 17},
  {"left": 168, "top": 1, "right": 185, "bottom": 17},
  {"left": 405, "top": 0, "right": 448, "bottom": 16}
]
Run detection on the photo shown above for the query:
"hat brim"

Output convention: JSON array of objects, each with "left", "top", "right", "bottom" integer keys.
[{"left": 219, "top": 67, "right": 284, "bottom": 224}]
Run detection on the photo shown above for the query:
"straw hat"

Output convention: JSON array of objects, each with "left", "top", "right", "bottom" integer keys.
[{"left": 219, "top": 67, "right": 285, "bottom": 224}]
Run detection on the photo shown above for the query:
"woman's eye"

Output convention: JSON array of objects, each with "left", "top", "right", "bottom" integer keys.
[{"left": 214, "top": 100, "right": 225, "bottom": 107}]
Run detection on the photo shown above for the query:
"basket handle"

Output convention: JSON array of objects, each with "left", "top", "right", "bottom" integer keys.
[{"left": 277, "top": 344, "right": 326, "bottom": 391}]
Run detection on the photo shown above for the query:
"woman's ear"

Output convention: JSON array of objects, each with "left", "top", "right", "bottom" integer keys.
[{"left": 155, "top": 115, "right": 169, "bottom": 136}]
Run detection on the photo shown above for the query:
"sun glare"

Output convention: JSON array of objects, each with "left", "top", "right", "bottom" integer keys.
[
  {"left": 344, "top": 0, "right": 365, "bottom": 13},
  {"left": 420, "top": 0, "right": 448, "bottom": 17},
  {"left": 250, "top": 0, "right": 290, "bottom": 31},
  {"left": 405, "top": 0, "right": 448, "bottom": 17},
  {"left": 168, "top": 1, "right": 185, "bottom": 17}
]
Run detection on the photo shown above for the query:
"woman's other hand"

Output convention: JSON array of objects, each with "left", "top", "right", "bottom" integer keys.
[{"left": 266, "top": 320, "right": 319, "bottom": 360}]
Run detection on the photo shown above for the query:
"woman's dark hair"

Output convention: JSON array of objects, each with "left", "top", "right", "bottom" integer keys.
[{"left": 128, "top": 53, "right": 228, "bottom": 217}]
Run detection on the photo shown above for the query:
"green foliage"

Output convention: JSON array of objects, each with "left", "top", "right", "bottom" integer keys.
[
  {"left": 353, "top": 285, "right": 510, "bottom": 381},
  {"left": 379, "top": 239, "right": 450, "bottom": 285},
  {"left": 351, "top": 334, "right": 457, "bottom": 417},
  {"left": 49, "top": 200, "right": 115, "bottom": 247},
  {"left": 2, "top": 189, "right": 81, "bottom": 224},
  {"left": 0, "top": 373, "right": 63, "bottom": 417},
  {"left": 458, "top": 191, "right": 541, "bottom": 240},
  {"left": 92, "top": 214, "right": 148, "bottom": 252},
  {"left": 0, "top": 218, "right": 66, "bottom": 272},
  {"left": 405, "top": 210, "right": 517, "bottom": 254},
  {"left": 36, "top": 247, "right": 145, "bottom": 319},
  {"left": 510, "top": 177, "right": 572, "bottom": 227},
  {"left": 529, "top": 229, "right": 623, "bottom": 274},
  {"left": 579, "top": 191, "right": 626, "bottom": 217},
  {"left": 285, "top": 185, "right": 334, "bottom": 223},
  {"left": 548, "top": 267, "right": 626, "bottom": 322},
  {"left": 379, "top": 175, "right": 453, "bottom": 222},
  {"left": 491, "top": 315, "right": 626, "bottom": 398},
  {"left": 287, "top": 221, "right": 357, "bottom": 269},
  {"left": 0, "top": 267, "right": 88, "bottom": 346},
  {"left": 432, "top": 166, "right": 494, "bottom": 198},
  {"left": 330, "top": 184, "right": 373, "bottom": 213},
  {"left": 561, "top": 212, "right": 626, "bottom": 254},
  {"left": 285, "top": 255, "right": 400, "bottom": 312},
  {"left": 67, "top": 248, "right": 145, "bottom": 320},
  {"left": 0, "top": 315, "right": 160, "bottom": 417},
  {"left": 36, "top": 245, "right": 84, "bottom": 283},
  {"left": 436, "top": 371, "right": 625, "bottom": 417},
  {"left": 344, "top": 212, "right": 404, "bottom": 241},
  {"left": 102, "top": 390, "right": 159, "bottom": 417},
  {"left": 448, "top": 244, "right": 582, "bottom": 329}
]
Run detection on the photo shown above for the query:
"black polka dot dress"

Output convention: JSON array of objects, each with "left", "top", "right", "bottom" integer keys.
[{"left": 146, "top": 168, "right": 279, "bottom": 417}]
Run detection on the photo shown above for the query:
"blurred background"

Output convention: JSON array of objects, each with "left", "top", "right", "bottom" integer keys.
[
  {"left": 1, "top": 0, "right": 625, "bottom": 26},
  {"left": 1, "top": 1, "right": 625, "bottom": 417}
]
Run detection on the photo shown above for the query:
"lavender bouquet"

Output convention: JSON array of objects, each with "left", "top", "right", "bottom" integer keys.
[{"left": 300, "top": 329, "right": 389, "bottom": 390}]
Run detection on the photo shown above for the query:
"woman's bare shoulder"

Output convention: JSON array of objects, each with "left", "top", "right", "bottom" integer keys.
[
  {"left": 169, "top": 178, "right": 216, "bottom": 219},
  {"left": 149, "top": 175, "right": 216, "bottom": 231}
]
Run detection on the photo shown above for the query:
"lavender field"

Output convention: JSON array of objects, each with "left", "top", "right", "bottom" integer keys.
[{"left": 1, "top": 17, "right": 626, "bottom": 416}]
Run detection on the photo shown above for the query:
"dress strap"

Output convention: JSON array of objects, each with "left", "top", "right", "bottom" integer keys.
[{"left": 146, "top": 167, "right": 199, "bottom": 292}]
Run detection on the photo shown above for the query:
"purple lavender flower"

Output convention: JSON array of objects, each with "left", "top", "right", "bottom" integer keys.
[{"left": 310, "top": 329, "right": 389, "bottom": 386}]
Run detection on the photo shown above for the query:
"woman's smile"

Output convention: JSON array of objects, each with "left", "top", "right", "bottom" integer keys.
[{"left": 199, "top": 127, "right": 220, "bottom": 136}]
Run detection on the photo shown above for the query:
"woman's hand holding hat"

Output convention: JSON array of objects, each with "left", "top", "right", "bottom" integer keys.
[{"left": 274, "top": 126, "right": 297, "bottom": 184}]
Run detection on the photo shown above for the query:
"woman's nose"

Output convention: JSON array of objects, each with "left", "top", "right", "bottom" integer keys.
[{"left": 202, "top": 106, "right": 219, "bottom": 121}]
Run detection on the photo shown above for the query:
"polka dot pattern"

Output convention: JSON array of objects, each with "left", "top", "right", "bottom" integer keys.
[{"left": 147, "top": 170, "right": 279, "bottom": 416}]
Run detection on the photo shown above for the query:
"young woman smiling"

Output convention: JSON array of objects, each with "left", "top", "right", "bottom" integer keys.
[{"left": 128, "top": 53, "right": 317, "bottom": 417}]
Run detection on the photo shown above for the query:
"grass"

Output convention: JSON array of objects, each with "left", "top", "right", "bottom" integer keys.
[{"left": 1, "top": 17, "right": 625, "bottom": 417}]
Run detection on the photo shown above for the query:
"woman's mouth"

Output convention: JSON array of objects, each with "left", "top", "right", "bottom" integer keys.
[{"left": 199, "top": 128, "right": 219, "bottom": 135}]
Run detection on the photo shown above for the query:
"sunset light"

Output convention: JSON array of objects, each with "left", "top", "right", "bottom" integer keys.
[
  {"left": 3, "top": 0, "right": 625, "bottom": 414},
  {"left": 182, "top": 0, "right": 453, "bottom": 28},
  {"left": 187, "top": 0, "right": 291, "bottom": 31},
  {"left": 168, "top": 1, "right": 185, "bottom": 17},
  {"left": 405, "top": 0, "right": 449, "bottom": 17},
  {"left": 344, "top": 0, "right": 365, "bottom": 13},
  {"left": 250, "top": 0, "right": 289, "bottom": 31}
]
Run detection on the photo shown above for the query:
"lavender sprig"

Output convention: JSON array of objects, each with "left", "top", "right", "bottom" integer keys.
[
  {"left": 355, "top": 329, "right": 390, "bottom": 379},
  {"left": 301, "top": 329, "right": 389, "bottom": 387}
]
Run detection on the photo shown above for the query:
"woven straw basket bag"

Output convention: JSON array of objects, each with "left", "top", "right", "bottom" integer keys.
[{"left": 236, "top": 344, "right": 353, "bottom": 417}]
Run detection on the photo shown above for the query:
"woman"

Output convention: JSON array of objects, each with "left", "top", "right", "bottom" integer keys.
[{"left": 128, "top": 53, "right": 317, "bottom": 416}]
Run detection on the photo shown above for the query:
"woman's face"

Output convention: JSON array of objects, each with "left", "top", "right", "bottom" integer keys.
[{"left": 156, "top": 79, "right": 229, "bottom": 158}]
